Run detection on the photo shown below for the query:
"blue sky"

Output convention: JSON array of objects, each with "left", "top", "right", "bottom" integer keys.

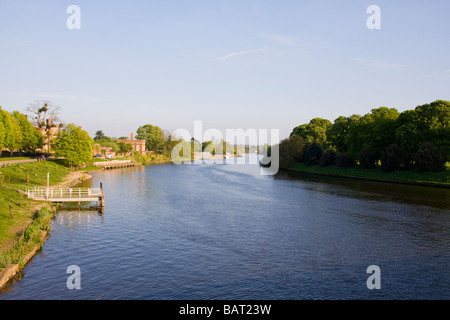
[{"left": 0, "top": 0, "right": 449, "bottom": 140}]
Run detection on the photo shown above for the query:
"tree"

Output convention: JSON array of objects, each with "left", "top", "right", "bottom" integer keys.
[
  {"left": 291, "top": 118, "right": 332, "bottom": 147},
  {"left": 320, "top": 149, "right": 337, "bottom": 167},
  {"left": 346, "top": 107, "right": 399, "bottom": 159},
  {"left": 94, "top": 130, "right": 106, "bottom": 141},
  {"left": 136, "top": 124, "right": 165, "bottom": 151},
  {"left": 0, "top": 108, "right": 23, "bottom": 154},
  {"left": 12, "top": 111, "right": 43, "bottom": 152},
  {"left": 396, "top": 100, "right": 450, "bottom": 161},
  {"left": 303, "top": 143, "right": 323, "bottom": 165},
  {"left": 327, "top": 115, "right": 361, "bottom": 153},
  {"left": 118, "top": 141, "right": 133, "bottom": 154},
  {"left": 52, "top": 124, "right": 93, "bottom": 167},
  {"left": 414, "top": 142, "right": 445, "bottom": 172},
  {"left": 26, "top": 100, "right": 61, "bottom": 128},
  {"left": 278, "top": 135, "right": 306, "bottom": 168},
  {"left": 381, "top": 144, "right": 407, "bottom": 172},
  {"left": 359, "top": 146, "right": 377, "bottom": 169},
  {"left": 335, "top": 152, "right": 356, "bottom": 168}
]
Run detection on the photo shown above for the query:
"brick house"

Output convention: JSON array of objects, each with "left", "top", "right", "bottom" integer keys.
[{"left": 117, "top": 133, "right": 146, "bottom": 155}]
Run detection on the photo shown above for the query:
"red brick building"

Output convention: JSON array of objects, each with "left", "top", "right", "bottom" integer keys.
[{"left": 117, "top": 133, "right": 146, "bottom": 155}]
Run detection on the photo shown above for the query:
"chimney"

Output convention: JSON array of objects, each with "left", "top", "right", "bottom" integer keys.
[
  {"left": 130, "top": 133, "right": 134, "bottom": 141},
  {"left": 46, "top": 118, "right": 51, "bottom": 128}
]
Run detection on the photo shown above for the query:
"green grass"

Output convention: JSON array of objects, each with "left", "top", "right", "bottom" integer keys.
[
  {"left": 0, "top": 206, "right": 53, "bottom": 269},
  {"left": 0, "top": 160, "right": 71, "bottom": 272},
  {"left": 288, "top": 162, "right": 450, "bottom": 186},
  {"left": 0, "top": 160, "right": 70, "bottom": 189}
]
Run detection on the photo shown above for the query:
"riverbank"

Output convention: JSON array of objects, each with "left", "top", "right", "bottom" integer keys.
[
  {"left": 0, "top": 161, "right": 93, "bottom": 290},
  {"left": 286, "top": 162, "right": 450, "bottom": 188}
]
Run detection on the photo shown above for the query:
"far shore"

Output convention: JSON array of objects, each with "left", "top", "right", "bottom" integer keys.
[{"left": 283, "top": 163, "right": 449, "bottom": 188}]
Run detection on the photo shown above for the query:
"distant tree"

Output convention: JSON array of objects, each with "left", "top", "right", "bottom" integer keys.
[
  {"left": 303, "top": 143, "right": 323, "bottom": 165},
  {"left": 327, "top": 115, "right": 361, "bottom": 153},
  {"left": 335, "top": 152, "right": 356, "bottom": 168},
  {"left": 136, "top": 124, "right": 165, "bottom": 151},
  {"left": 26, "top": 100, "right": 61, "bottom": 128},
  {"left": 94, "top": 130, "right": 106, "bottom": 141},
  {"left": 396, "top": 100, "right": 450, "bottom": 161},
  {"left": 291, "top": 118, "right": 332, "bottom": 147},
  {"left": 320, "top": 149, "right": 337, "bottom": 167},
  {"left": 359, "top": 146, "right": 377, "bottom": 169},
  {"left": 346, "top": 107, "right": 399, "bottom": 159},
  {"left": 52, "top": 124, "right": 93, "bottom": 167},
  {"left": 118, "top": 142, "right": 133, "bottom": 154},
  {"left": 414, "top": 142, "right": 446, "bottom": 172},
  {"left": 0, "top": 108, "right": 23, "bottom": 154},
  {"left": 381, "top": 144, "right": 407, "bottom": 172},
  {"left": 12, "top": 111, "right": 43, "bottom": 152},
  {"left": 279, "top": 135, "right": 306, "bottom": 168}
]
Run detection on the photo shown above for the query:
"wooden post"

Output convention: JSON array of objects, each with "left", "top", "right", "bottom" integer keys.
[
  {"left": 26, "top": 174, "right": 29, "bottom": 186},
  {"left": 9, "top": 204, "right": 12, "bottom": 220},
  {"left": 46, "top": 172, "right": 49, "bottom": 200}
]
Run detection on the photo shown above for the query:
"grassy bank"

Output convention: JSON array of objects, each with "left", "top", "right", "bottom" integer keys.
[
  {"left": 287, "top": 162, "right": 450, "bottom": 186},
  {"left": 0, "top": 160, "right": 73, "bottom": 278},
  {"left": 0, "top": 206, "right": 54, "bottom": 270}
]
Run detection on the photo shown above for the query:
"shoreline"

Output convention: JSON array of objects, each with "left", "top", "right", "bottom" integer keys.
[
  {"left": 282, "top": 166, "right": 449, "bottom": 189},
  {"left": 0, "top": 159, "right": 167, "bottom": 290},
  {"left": 0, "top": 169, "right": 93, "bottom": 290}
]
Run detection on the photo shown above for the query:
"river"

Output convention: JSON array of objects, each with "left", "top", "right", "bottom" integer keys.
[{"left": 1, "top": 156, "right": 449, "bottom": 299}]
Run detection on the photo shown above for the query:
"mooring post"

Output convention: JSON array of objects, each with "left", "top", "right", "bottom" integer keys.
[{"left": 100, "top": 182, "right": 105, "bottom": 208}]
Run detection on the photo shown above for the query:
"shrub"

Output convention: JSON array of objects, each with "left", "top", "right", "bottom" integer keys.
[
  {"left": 381, "top": 144, "right": 405, "bottom": 172},
  {"left": 359, "top": 147, "right": 377, "bottom": 169},
  {"left": 279, "top": 135, "right": 306, "bottom": 169},
  {"left": 320, "top": 149, "right": 337, "bottom": 167},
  {"left": 303, "top": 143, "right": 323, "bottom": 165},
  {"left": 414, "top": 142, "right": 446, "bottom": 172},
  {"left": 335, "top": 152, "right": 356, "bottom": 168}
]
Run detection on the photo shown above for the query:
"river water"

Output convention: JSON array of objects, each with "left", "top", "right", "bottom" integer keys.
[{"left": 1, "top": 156, "right": 449, "bottom": 299}]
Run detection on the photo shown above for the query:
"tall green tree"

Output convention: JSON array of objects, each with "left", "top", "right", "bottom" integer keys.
[
  {"left": 0, "top": 107, "right": 23, "bottom": 153},
  {"left": 327, "top": 115, "right": 361, "bottom": 153},
  {"left": 396, "top": 100, "right": 450, "bottom": 161},
  {"left": 12, "top": 111, "right": 43, "bottom": 151},
  {"left": 291, "top": 118, "right": 332, "bottom": 147},
  {"left": 346, "top": 107, "right": 399, "bottom": 159},
  {"left": 52, "top": 124, "right": 93, "bottom": 167},
  {"left": 136, "top": 124, "right": 165, "bottom": 151}
]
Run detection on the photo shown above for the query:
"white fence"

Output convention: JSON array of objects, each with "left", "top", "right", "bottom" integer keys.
[{"left": 26, "top": 187, "right": 103, "bottom": 201}]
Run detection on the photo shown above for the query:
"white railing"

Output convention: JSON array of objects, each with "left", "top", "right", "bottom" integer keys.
[{"left": 26, "top": 187, "right": 102, "bottom": 200}]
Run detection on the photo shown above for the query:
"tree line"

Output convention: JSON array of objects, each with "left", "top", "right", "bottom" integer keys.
[
  {"left": 0, "top": 107, "right": 44, "bottom": 154},
  {"left": 280, "top": 100, "right": 449, "bottom": 172}
]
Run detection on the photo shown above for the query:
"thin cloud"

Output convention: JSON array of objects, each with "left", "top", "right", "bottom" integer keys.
[
  {"left": 214, "top": 47, "right": 268, "bottom": 61},
  {"left": 259, "top": 33, "right": 301, "bottom": 46},
  {"left": 425, "top": 69, "right": 450, "bottom": 78},
  {"left": 352, "top": 57, "right": 406, "bottom": 70}
]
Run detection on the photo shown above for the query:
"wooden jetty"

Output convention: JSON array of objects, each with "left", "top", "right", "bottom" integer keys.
[
  {"left": 94, "top": 160, "right": 138, "bottom": 170},
  {"left": 25, "top": 185, "right": 105, "bottom": 208}
]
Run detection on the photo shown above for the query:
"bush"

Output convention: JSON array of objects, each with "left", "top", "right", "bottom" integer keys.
[
  {"left": 381, "top": 144, "right": 405, "bottom": 172},
  {"left": 414, "top": 142, "right": 446, "bottom": 172},
  {"left": 335, "top": 152, "right": 356, "bottom": 168},
  {"left": 359, "top": 147, "right": 377, "bottom": 169},
  {"left": 303, "top": 143, "right": 323, "bottom": 165},
  {"left": 320, "top": 149, "right": 337, "bottom": 167},
  {"left": 279, "top": 135, "right": 306, "bottom": 169}
]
